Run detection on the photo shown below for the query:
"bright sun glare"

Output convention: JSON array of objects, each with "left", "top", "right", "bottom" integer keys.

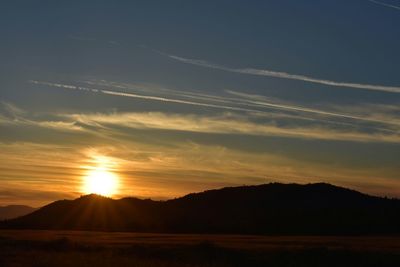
[{"left": 82, "top": 155, "right": 119, "bottom": 197}]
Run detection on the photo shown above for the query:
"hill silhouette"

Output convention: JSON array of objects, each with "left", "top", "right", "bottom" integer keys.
[
  {"left": 0, "top": 205, "right": 37, "bottom": 220},
  {"left": 2, "top": 183, "right": 400, "bottom": 235}
]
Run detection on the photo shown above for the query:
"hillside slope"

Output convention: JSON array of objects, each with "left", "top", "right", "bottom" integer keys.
[
  {"left": 0, "top": 205, "right": 37, "bottom": 220},
  {"left": 2, "top": 183, "right": 399, "bottom": 234}
]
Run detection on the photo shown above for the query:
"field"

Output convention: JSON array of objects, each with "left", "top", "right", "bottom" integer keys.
[{"left": 0, "top": 230, "right": 399, "bottom": 267}]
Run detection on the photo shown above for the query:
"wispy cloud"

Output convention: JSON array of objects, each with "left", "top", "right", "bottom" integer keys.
[
  {"left": 29, "top": 80, "right": 257, "bottom": 113},
  {"left": 30, "top": 80, "right": 400, "bottom": 133},
  {"left": 158, "top": 52, "right": 400, "bottom": 94},
  {"left": 25, "top": 78, "right": 400, "bottom": 150},
  {"left": 225, "top": 90, "right": 394, "bottom": 126},
  {"left": 0, "top": 101, "right": 84, "bottom": 132},
  {"left": 69, "top": 111, "right": 400, "bottom": 143},
  {"left": 2, "top": 99, "right": 400, "bottom": 143},
  {"left": 91, "top": 80, "right": 400, "bottom": 131},
  {"left": 0, "top": 101, "right": 26, "bottom": 117},
  {"left": 369, "top": 0, "right": 400, "bottom": 11}
]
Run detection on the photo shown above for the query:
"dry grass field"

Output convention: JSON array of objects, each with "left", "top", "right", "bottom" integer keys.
[{"left": 0, "top": 230, "right": 399, "bottom": 267}]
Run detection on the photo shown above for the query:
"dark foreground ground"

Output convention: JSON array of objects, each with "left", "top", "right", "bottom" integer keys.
[{"left": 0, "top": 230, "right": 399, "bottom": 267}]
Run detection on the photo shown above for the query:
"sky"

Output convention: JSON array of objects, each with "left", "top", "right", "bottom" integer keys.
[{"left": 0, "top": 0, "right": 399, "bottom": 206}]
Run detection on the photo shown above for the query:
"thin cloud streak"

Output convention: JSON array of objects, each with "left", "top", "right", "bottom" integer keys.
[
  {"left": 29, "top": 80, "right": 400, "bottom": 134},
  {"left": 2, "top": 100, "right": 399, "bottom": 143},
  {"left": 160, "top": 52, "right": 400, "bottom": 94},
  {"left": 369, "top": 0, "right": 400, "bottom": 11},
  {"left": 89, "top": 80, "right": 375, "bottom": 123},
  {"left": 88, "top": 80, "right": 400, "bottom": 129},
  {"left": 29, "top": 80, "right": 256, "bottom": 113},
  {"left": 70, "top": 112, "right": 400, "bottom": 143},
  {"left": 225, "top": 90, "right": 389, "bottom": 125}
]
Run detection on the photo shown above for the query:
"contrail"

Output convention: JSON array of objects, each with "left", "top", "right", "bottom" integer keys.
[
  {"left": 29, "top": 80, "right": 400, "bottom": 129},
  {"left": 29, "top": 80, "right": 258, "bottom": 114},
  {"left": 369, "top": 0, "right": 400, "bottom": 11},
  {"left": 85, "top": 79, "right": 400, "bottom": 128},
  {"left": 159, "top": 52, "right": 400, "bottom": 94}
]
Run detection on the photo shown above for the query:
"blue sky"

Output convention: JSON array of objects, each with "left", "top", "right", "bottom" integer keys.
[{"left": 0, "top": 1, "right": 399, "bottom": 206}]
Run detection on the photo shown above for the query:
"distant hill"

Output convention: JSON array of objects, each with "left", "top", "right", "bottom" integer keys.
[
  {"left": 2, "top": 183, "right": 400, "bottom": 235},
  {"left": 0, "top": 205, "right": 37, "bottom": 220}
]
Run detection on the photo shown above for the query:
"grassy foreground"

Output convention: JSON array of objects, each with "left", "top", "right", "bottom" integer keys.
[{"left": 0, "top": 230, "right": 399, "bottom": 267}]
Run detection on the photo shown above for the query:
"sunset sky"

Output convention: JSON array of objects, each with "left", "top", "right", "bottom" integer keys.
[{"left": 1, "top": 1, "right": 400, "bottom": 206}]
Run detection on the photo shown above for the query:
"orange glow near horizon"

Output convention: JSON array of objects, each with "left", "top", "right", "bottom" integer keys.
[{"left": 82, "top": 154, "right": 120, "bottom": 197}]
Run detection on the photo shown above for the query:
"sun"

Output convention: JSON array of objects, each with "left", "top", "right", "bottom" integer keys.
[
  {"left": 83, "top": 168, "right": 118, "bottom": 196},
  {"left": 82, "top": 156, "right": 119, "bottom": 197}
]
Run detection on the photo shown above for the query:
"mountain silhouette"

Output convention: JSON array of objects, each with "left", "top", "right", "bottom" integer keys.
[
  {"left": 0, "top": 205, "right": 37, "bottom": 220},
  {"left": 2, "top": 183, "right": 400, "bottom": 235}
]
